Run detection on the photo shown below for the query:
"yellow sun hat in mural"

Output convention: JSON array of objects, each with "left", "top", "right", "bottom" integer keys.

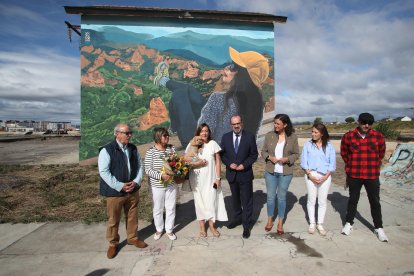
[{"left": 229, "top": 46, "right": 269, "bottom": 89}]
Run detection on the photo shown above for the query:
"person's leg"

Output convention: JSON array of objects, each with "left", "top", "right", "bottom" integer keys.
[
  {"left": 305, "top": 175, "right": 317, "bottom": 225},
  {"left": 317, "top": 175, "right": 332, "bottom": 225},
  {"left": 124, "top": 191, "right": 139, "bottom": 241},
  {"left": 164, "top": 184, "right": 177, "bottom": 234},
  {"left": 239, "top": 179, "right": 254, "bottom": 229},
  {"left": 151, "top": 186, "right": 166, "bottom": 233},
  {"left": 106, "top": 196, "right": 125, "bottom": 246},
  {"left": 199, "top": 220, "right": 207, "bottom": 237},
  {"left": 229, "top": 182, "right": 242, "bottom": 223},
  {"left": 364, "top": 179, "right": 383, "bottom": 229},
  {"left": 264, "top": 172, "right": 277, "bottom": 229},
  {"left": 276, "top": 174, "right": 293, "bottom": 230},
  {"left": 345, "top": 176, "right": 363, "bottom": 225}
]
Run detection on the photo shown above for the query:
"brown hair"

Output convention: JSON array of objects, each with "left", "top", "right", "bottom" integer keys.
[
  {"left": 153, "top": 127, "right": 169, "bottom": 143},
  {"left": 194, "top": 123, "right": 212, "bottom": 142},
  {"left": 312, "top": 123, "right": 330, "bottom": 152}
]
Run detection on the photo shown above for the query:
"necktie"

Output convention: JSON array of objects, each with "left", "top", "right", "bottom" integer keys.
[{"left": 235, "top": 134, "right": 239, "bottom": 153}]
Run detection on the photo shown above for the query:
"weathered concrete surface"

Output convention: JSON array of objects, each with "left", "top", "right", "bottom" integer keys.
[
  {"left": 381, "top": 143, "right": 414, "bottom": 188},
  {"left": 1, "top": 177, "right": 413, "bottom": 276}
]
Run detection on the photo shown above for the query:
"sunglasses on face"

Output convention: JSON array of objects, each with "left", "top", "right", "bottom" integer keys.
[
  {"left": 118, "top": 131, "right": 132, "bottom": 135},
  {"left": 228, "top": 63, "right": 239, "bottom": 72},
  {"left": 360, "top": 121, "right": 373, "bottom": 126}
]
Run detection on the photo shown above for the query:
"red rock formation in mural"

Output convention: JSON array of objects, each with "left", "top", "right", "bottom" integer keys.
[
  {"left": 80, "top": 55, "right": 91, "bottom": 69},
  {"left": 81, "top": 45, "right": 94, "bottom": 53},
  {"left": 81, "top": 71, "right": 105, "bottom": 87},
  {"left": 126, "top": 84, "right": 143, "bottom": 95},
  {"left": 138, "top": 97, "right": 169, "bottom": 130}
]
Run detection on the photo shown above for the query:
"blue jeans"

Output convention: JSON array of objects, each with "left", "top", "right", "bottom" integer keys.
[{"left": 264, "top": 172, "right": 293, "bottom": 219}]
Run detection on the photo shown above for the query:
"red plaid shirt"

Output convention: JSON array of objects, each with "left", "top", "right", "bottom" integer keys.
[{"left": 340, "top": 128, "right": 386, "bottom": 179}]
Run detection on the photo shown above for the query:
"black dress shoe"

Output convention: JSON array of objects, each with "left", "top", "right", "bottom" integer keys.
[
  {"left": 242, "top": 228, "right": 251, "bottom": 239},
  {"left": 227, "top": 220, "right": 242, "bottom": 229}
]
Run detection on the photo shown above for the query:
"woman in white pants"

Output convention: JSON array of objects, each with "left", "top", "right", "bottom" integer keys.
[
  {"left": 144, "top": 127, "right": 177, "bottom": 241},
  {"left": 300, "top": 123, "right": 336, "bottom": 236}
]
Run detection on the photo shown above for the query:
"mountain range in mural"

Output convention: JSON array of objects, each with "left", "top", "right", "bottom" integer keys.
[{"left": 82, "top": 27, "right": 274, "bottom": 66}]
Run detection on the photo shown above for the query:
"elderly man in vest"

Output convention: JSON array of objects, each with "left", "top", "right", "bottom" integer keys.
[{"left": 98, "top": 123, "right": 148, "bottom": 259}]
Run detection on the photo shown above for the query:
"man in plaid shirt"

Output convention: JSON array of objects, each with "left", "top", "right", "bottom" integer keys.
[{"left": 340, "top": 112, "right": 388, "bottom": 242}]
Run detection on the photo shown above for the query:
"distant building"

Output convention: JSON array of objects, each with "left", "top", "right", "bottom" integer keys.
[
  {"left": 401, "top": 116, "right": 412, "bottom": 121},
  {"left": 47, "top": 122, "right": 72, "bottom": 131},
  {"left": 6, "top": 124, "right": 34, "bottom": 133}
]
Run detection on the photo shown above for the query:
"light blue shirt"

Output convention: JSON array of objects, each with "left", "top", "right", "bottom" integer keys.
[
  {"left": 98, "top": 140, "right": 143, "bottom": 192},
  {"left": 300, "top": 140, "right": 336, "bottom": 174}
]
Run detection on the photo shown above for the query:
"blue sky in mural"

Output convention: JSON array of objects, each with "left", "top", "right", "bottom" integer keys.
[{"left": 1, "top": 0, "right": 414, "bottom": 123}]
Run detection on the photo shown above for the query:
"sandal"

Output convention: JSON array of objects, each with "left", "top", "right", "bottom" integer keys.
[
  {"left": 210, "top": 227, "right": 220, "bottom": 238},
  {"left": 265, "top": 222, "right": 274, "bottom": 232},
  {"left": 199, "top": 231, "right": 207, "bottom": 237}
]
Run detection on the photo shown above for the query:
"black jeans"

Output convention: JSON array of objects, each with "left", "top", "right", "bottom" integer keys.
[{"left": 345, "top": 176, "right": 383, "bottom": 229}]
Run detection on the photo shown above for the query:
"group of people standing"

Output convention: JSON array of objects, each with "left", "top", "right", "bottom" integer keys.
[{"left": 98, "top": 111, "right": 388, "bottom": 259}]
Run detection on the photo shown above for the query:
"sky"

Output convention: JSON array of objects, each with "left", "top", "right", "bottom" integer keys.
[{"left": 0, "top": 0, "right": 413, "bottom": 124}]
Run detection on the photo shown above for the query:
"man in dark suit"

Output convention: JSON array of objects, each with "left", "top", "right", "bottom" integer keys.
[{"left": 220, "top": 115, "right": 258, "bottom": 238}]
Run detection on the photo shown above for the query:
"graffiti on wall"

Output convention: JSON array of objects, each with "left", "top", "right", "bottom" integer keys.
[{"left": 380, "top": 143, "right": 414, "bottom": 187}]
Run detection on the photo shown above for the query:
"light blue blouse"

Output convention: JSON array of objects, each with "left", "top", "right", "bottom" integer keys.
[{"left": 300, "top": 140, "right": 336, "bottom": 174}]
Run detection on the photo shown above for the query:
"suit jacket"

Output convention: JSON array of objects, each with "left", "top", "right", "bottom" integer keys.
[
  {"left": 220, "top": 130, "right": 258, "bottom": 183},
  {"left": 261, "top": 131, "right": 299, "bottom": 175}
]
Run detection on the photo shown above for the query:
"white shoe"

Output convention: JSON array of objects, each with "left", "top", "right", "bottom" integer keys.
[
  {"left": 317, "top": 224, "right": 327, "bottom": 236},
  {"left": 154, "top": 232, "right": 162, "bottom": 241},
  {"left": 342, "top": 222, "right": 353, "bottom": 235},
  {"left": 166, "top": 232, "right": 177, "bottom": 241},
  {"left": 308, "top": 223, "right": 316, "bottom": 234},
  {"left": 374, "top": 228, "right": 389, "bottom": 242}
]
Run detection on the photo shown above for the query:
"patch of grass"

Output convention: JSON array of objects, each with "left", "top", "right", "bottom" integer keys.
[{"left": 0, "top": 164, "right": 153, "bottom": 224}]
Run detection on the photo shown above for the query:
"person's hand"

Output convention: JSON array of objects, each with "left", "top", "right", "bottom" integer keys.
[
  {"left": 230, "top": 163, "right": 238, "bottom": 170},
  {"left": 214, "top": 179, "right": 221, "bottom": 188},
  {"left": 122, "top": 181, "right": 135, "bottom": 192},
  {"left": 193, "top": 159, "right": 207, "bottom": 168},
  {"left": 161, "top": 173, "right": 171, "bottom": 182},
  {"left": 236, "top": 164, "right": 245, "bottom": 171}
]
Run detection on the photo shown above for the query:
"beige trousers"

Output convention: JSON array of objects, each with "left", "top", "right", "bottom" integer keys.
[{"left": 106, "top": 191, "right": 139, "bottom": 246}]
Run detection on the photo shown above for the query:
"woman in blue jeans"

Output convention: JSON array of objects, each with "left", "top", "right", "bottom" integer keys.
[{"left": 261, "top": 114, "right": 299, "bottom": 234}]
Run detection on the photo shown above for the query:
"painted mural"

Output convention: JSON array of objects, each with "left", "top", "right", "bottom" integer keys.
[{"left": 80, "top": 19, "right": 275, "bottom": 160}]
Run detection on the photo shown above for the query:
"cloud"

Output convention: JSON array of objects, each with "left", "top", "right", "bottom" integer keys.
[
  {"left": 215, "top": 0, "right": 414, "bottom": 122},
  {"left": 0, "top": 47, "right": 80, "bottom": 122}
]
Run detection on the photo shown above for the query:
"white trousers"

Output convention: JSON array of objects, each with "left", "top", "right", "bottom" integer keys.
[
  {"left": 151, "top": 184, "right": 177, "bottom": 233},
  {"left": 305, "top": 171, "right": 332, "bottom": 224}
]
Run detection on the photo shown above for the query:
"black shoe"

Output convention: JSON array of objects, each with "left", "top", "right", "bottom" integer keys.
[
  {"left": 242, "top": 228, "right": 251, "bottom": 239},
  {"left": 227, "top": 220, "right": 242, "bottom": 229}
]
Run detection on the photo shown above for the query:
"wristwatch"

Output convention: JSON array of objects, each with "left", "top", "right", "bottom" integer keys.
[{"left": 216, "top": 177, "right": 221, "bottom": 180}]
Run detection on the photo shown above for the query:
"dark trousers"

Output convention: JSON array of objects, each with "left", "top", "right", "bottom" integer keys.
[
  {"left": 229, "top": 179, "right": 253, "bottom": 229},
  {"left": 166, "top": 80, "right": 206, "bottom": 146},
  {"left": 345, "top": 176, "right": 383, "bottom": 229}
]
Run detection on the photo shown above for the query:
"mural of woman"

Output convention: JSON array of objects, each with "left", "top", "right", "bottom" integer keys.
[{"left": 155, "top": 47, "right": 269, "bottom": 146}]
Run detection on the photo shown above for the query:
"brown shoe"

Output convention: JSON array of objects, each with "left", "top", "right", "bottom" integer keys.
[
  {"left": 127, "top": 239, "right": 148, "bottom": 248},
  {"left": 107, "top": 245, "right": 117, "bottom": 259}
]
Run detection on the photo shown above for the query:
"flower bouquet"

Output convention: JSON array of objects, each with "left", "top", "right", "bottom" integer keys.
[{"left": 160, "top": 153, "right": 190, "bottom": 186}]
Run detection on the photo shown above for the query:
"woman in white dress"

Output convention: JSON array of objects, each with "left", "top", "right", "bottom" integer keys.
[{"left": 186, "top": 123, "right": 228, "bottom": 237}]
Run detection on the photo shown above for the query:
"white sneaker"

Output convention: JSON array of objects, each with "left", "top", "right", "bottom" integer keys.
[
  {"left": 374, "top": 228, "right": 389, "bottom": 242},
  {"left": 342, "top": 222, "right": 353, "bottom": 235},
  {"left": 317, "top": 224, "right": 327, "bottom": 236},
  {"left": 166, "top": 232, "right": 177, "bottom": 241},
  {"left": 154, "top": 232, "right": 162, "bottom": 241},
  {"left": 308, "top": 223, "right": 316, "bottom": 234}
]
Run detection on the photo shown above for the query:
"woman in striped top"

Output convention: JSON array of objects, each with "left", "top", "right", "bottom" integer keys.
[{"left": 144, "top": 127, "right": 178, "bottom": 241}]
